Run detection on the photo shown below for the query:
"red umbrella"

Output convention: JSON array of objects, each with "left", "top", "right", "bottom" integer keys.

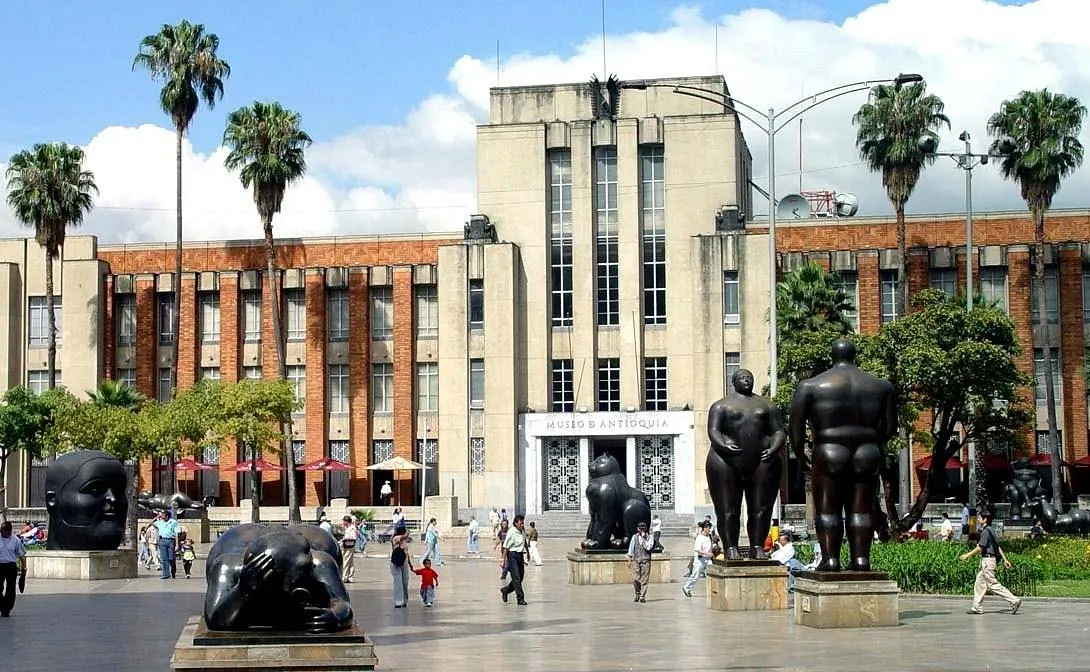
[
  {"left": 914, "top": 455, "right": 964, "bottom": 470},
  {"left": 296, "top": 457, "right": 354, "bottom": 472},
  {"left": 981, "top": 454, "right": 1010, "bottom": 471},
  {"left": 227, "top": 458, "right": 285, "bottom": 472},
  {"left": 174, "top": 457, "right": 215, "bottom": 472},
  {"left": 1070, "top": 454, "right": 1090, "bottom": 468},
  {"left": 1028, "top": 452, "right": 1063, "bottom": 467}
]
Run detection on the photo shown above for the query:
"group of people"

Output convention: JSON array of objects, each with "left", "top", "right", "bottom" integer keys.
[{"left": 138, "top": 510, "right": 195, "bottom": 580}]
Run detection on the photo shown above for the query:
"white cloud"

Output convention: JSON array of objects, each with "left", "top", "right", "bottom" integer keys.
[{"left": 3, "top": 0, "right": 1090, "bottom": 243}]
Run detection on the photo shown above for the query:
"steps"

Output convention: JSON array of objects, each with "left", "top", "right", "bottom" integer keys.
[{"left": 529, "top": 511, "right": 693, "bottom": 538}]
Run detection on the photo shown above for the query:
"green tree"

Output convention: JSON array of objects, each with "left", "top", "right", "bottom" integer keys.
[
  {"left": 988, "top": 89, "right": 1086, "bottom": 509},
  {"left": 0, "top": 388, "right": 54, "bottom": 523},
  {"left": 223, "top": 101, "right": 312, "bottom": 524},
  {"left": 5, "top": 143, "right": 98, "bottom": 389},
  {"left": 88, "top": 379, "right": 146, "bottom": 411},
  {"left": 86, "top": 379, "right": 149, "bottom": 544},
  {"left": 133, "top": 20, "right": 231, "bottom": 405},
  {"left": 865, "top": 290, "right": 1031, "bottom": 534}
]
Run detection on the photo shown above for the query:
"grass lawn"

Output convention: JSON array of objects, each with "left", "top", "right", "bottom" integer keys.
[{"left": 1035, "top": 580, "right": 1090, "bottom": 598}]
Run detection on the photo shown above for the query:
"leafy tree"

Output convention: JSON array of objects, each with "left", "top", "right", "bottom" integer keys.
[
  {"left": 988, "top": 89, "right": 1086, "bottom": 509},
  {"left": 0, "top": 388, "right": 54, "bottom": 523},
  {"left": 88, "top": 379, "right": 146, "bottom": 411},
  {"left": 133, "top": 21, "right": 230, "bottom": 406},
  {"left": 5, "top": 143, "right": 98, "bottom": 389},
  {"left": 865, "top": 290, "right": 1031, "bottom": 534},
  {"left": 223, "top": 101, "right": 312, "bottom": 524}
]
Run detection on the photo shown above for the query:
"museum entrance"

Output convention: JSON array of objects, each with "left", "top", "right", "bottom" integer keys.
[{"left": 592, "top": 437, "right": 627, "bottom": 475}]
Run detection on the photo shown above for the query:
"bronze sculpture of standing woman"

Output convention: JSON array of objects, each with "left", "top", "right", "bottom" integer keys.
[{"left": 706, "top": 368, "right": 786, "bottom": 560}]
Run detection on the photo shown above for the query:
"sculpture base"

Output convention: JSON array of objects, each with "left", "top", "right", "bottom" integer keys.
[
  {"left": 171, "top": 617, "right": 378, "bottom": 671},
  {"left": 566, "top": 549, "right": 672, "bottom": 585},
  {"left": 706, "top": 560, "right": 788, "bottom": 611},
  {"left": 25, "top": 549, "right": 138, "bottom": 580},
  {"left": 793, "top": 571, "right": 899, "bottom": 629}
]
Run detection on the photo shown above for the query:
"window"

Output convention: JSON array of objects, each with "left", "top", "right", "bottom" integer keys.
[
  {"left": 286, "top": 365, "right": 306, "bottom": 409},
  {"left": 980, "top": 267, "right": 1008, "bottom": 313},
  {"left": 416, "top": 285, "right": 438, "bottom": 338},
  {"left": 644, "top": 357, "right": 668, "bottom": 411},
  {"left": 468, "top": 279, "right": 484, "bottom": 329},
  {"left": 327, "top": 289, "right": 349, "bottom": 341},
  {"left": 416, "top": 439, "right": 439, "bottom": 496},
  {"left": 1083, "top": 270, "right": 1090, "bottom": 323},
  {"left": 725, "top": 353, "right": 740, "bottom": 393},
  {"left": 199, "top": 292, "right": 220, "bottom": 343},
  {"left": 117, "top": 368, "right": 136, "bottom": 389},
  {"left": 551, "top": 359, "right": 574, "bottom": 412},
  {"left": 27, "top": 371, "right": 50, "bottom": 394},
  {"left": 930, "top": 268, "right": 956, "bottom": 298},
  {"left": 242, "top": 290, "right": 262, "bottom": 342},
  {"left": 157, "top": 367, "right": 172, "bottom": 402},
  {"left": 469, "top": 359, "right": 485, "bottom": 409},
  {"left": 549, "top": 150, "right": 574, "bottom": 327},
  {"left": 723, "top": 271, "right": 740, "bottom": 325},
  {"left": 1033, "top": 348, "right": 1062, "bottom": 403},
  {"left": 284, "top": 289, "right": 305, "bottom": 341},
  {"left": 372, "top": 439, "right": 393, "bottom": 463},
  {"left": 28, "top": 296, "right": 62, "bottom": 347},
  {"left": 372, "top": 363, "right": 394, "bottom": 413},
  {"left": 469, "top": 438, "right": 486, "bottom": 473},
  {"left": 291, "top": 440, "right": 306, "bottom": 465},
  {"left": 834, "top": 271, "right": 858, "bottom": 331},
  {"left": 1035, "top": 430, "right": 1063, "bottom": 455},
  {"left": 157, "top": 293, "right": 176, "bottom": 345},
  {"left": 328, "top": 440, "right": 350, "bottom": 499},
  {"left": 641, "top": 146, "right": 667, "bottom": 325},
  {"left": 371, "top": 287, "right": 393, "bottom": 339},
  {"left": 417, "top": 362, "right": 438, "bottom": 412},
  {"left": 328, "top": 365, "right": 349, "bottom": 414},
  {"left": 879, "top": 270, "right": 900, "bottom": 323},
  {"left": 595, "top": 147, "right": 619, "bottom": 326},
  {"left": 116, "top": 294, "right": 136, "bottom": 346},
  {"left": 1031, "top": 266, "right": 1059, "bottom": 324},
  {"left": 200, "top": 367, "right": 221, "bottom": 382},
  {"left": 242, "top": 366, "right": 262, "bottom": 380},
  {"left": 597, "top": 358, "right": 620, "bottom": 411}
]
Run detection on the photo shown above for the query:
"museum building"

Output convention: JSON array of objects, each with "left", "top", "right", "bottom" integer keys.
[{"left": 1, "top": 75, "right": 1088, "bottom": 517}]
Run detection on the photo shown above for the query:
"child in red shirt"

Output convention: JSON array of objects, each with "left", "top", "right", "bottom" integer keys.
[{"left": 413, "top": 558, "right": 439, "bottom": 607}]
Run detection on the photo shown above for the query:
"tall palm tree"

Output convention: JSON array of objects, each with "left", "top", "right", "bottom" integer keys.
[
  {"left": 776, "top": 261, "right": 856, "bottom": 336},
  {"left": 133, "top": 21, "right": 230, "bottom": 401},
  {"left": 5, "top": 143, "right": 98, "bottom": 389},
  {"left": 223, "top": 101, "right": 312, "bottom": 525},
  {"left": 853, "top": 82, "right": 949, "bottom": 318},
  {"left": 988, "top": 89, "right": 1086, "bottom": 509}
]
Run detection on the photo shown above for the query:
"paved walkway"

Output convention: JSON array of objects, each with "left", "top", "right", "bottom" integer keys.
[{"left": 0, "top": 537, "right": 1084, "bottom": 671}]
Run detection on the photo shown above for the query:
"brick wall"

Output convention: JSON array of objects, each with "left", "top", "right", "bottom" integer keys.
[
  {"left": 1007, "top": 249, "right": 1036, "bottom": 452},
  {"left": 304, "top": 272, "right": 327, "bottom": 507},
  {"left": 906, "top": 249, "right": 929, "bottom": 311},
  {"left": 1059, "top": 247, "right": 1088, "bottom": 462},
  {"left": 177, "top": 277, "right": 198, "bottom": 390},
  {"left": 392, "top": 267, "right": 416, "bottom": 464},
  {"left": 348, "top": 271, "right": 372, "bottom": 504},
  {"left": 857, "top": 252, "right": 880, "bottom": 334}
]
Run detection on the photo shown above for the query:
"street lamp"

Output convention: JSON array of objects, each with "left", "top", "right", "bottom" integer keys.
[{"left": 623, "top": 73, "right": 924, "bottom": 397}]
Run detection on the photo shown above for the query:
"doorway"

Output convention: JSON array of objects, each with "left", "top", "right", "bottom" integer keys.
[{"left": 592, "top": 437, "right": 627, "bottom": 476}]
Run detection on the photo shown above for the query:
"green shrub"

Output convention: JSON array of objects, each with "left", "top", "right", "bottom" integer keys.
[{"left": 1003, "top": 537, "right": 1090, "bottom": 579}]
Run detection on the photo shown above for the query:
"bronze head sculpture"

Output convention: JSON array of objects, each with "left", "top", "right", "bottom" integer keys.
[{"left": 44, "top": 450, "right": 128, "bottom": 551}]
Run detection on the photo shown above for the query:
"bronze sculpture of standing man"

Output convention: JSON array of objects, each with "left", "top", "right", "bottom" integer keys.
[
  {"left": 707, "top": 368, "right": 787, "bottom": 560},
  {"left": 788, "top": 338, "right": 896, "bottom": 572}
]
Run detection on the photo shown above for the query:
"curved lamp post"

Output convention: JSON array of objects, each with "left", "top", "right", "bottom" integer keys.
[{"left": 623, "top": 73, "right": 924, "bottom": 397}]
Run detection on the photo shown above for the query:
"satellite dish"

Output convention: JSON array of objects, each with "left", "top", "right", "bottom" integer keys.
[
  {"left": 834, "top": 193, "right": 860, "bottom": 217},
  {"left": 776, "top": 194, "right": 812, "bottom": 220}
]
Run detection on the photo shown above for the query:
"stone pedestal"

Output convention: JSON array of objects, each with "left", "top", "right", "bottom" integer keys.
[
  {"left": 793, "top": 571, "right": 900, "bottom": 629},
  {"left": 566, "top": 549, "right": 672, "bottom": 585},
  {"left": 171, "top": 617, "right": 378, "bottom": 671},
  {"left": 706, "top": 560, "right": 788, "bottom": 611},
  {"left": 424, "top": 496, "right": 460, "bottom": 533},
  {"left": 25, "top": 549, "right": 138, "bottom": 580}
]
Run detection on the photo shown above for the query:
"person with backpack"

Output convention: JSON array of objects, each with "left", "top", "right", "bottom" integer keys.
[{"left": 390, "top": 523, "right": 412, "bottom": 608}]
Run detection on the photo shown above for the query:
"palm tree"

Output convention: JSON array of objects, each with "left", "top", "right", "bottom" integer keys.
[
  {"left": 5, "top": 143, "right": 98, "bottom": 389},
  {"left": 133, "top": 21, "right": 230, "bottom": 401},
  {"left": 776, "top": 261, "right": 856, "bottom": 336},
  {"left": 223, "top": 101, "right": 312, "bottom": 525},
  {"left": 988, "top": 89, "right": 1086, "bottom": 510},
  {"left": 853, "top": 82, "right": 950, "bottom": 318},
  {"left": 88, "top": 379, "right": 147, "bottom": 410}
]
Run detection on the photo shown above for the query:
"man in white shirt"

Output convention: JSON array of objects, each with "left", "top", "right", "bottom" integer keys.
[
  {"left": 341, "top": 516, "right": 359, "bottom": 583},
  {"left": 682, "top": 522, "right": 714, "bottom": 597},
  {"left": 938, "top": 513, "right": 954, "bottom": 542},
  {"left": 0, "top": 521, "right": 27, "bottom": 617},
  {"left": 467, "top": 517, "right": 480, "bottom": 554},
  {"left": 627, "top": 521, "right": 655, "bottom": 603},
  {"left": 650, "top": 515, "right": 663, "bottom": 550},
  {"left": 380, "top": 481, "right": 393, "bottom": 506}
]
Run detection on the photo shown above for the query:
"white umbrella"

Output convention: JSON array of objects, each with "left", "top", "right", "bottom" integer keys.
[{"left": 366, "top": 456, "right": 429, "bottom": 528}]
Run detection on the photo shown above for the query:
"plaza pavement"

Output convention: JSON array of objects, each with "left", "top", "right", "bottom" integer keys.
[{"left": 0, "top": 536, "right": 1086, "bottom": 672}]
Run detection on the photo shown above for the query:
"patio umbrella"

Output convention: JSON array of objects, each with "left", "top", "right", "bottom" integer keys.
[
  {"left": 367, "top": 456, "right": 427, "bottom": 527},
  {"left": 914, "top": 455, "right": 965, "bottom": 470},
  {"left": 174, "top": 457, "right": 215, "bottom": 472},
  {"left": 981, "top": 454, "right": 1010, "bottom": 471},
  {"left": 297, "top": 457, "right": 354, "bottom": 471},
  {"left": 1070, "top": 455, "right": 1090, "bottom": 468},
  {"left": 227, "top": 458, "right": 285, "bottom": 472},
  {"left": 1028, "top": 452, "right": 1063, "bottom": 467}
]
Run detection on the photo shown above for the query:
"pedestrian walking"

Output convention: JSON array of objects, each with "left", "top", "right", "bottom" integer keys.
[
  {"left": 627, "top": 521, "right": 654, "bottom": 603},
  {"left": 527, "top": 521, "right": 543, "bottom": 566},
  {"left": 0, "top": 521, "right": 27, "bottom": 617},
  {"left": 390, "top": 523, "right": 412, "bottom": 608},
  {"left": 144, "top": 519, "right": 161, "bottom": 570},
  {"left": 960, "top": 510, "right": 1021, "bottom": 615},
  {"left": 494, "top": 519, "right": 510, "bottom": 579},
  {"left": 341, "top": 516, "right": 359, "bottom": 583},
  {"left": 488, "top": 507, "right": 500, "bottom": 540},
  {"left": 467, "top": 516, "right": 480, "bottom": 555},
  {"left": 411, "top": 557, "right": 440, "bottom": 607},
  {"left": 380, "top": 480, "right": 393, "bottom": 506},
  {"left": 153, "top": 510, "right": 180, "bottom": 580},
  {"left": 651, "top": 514, "right": 662, "bottom": 549},
  {"left": 682, "top": 522, "right": 714, "bottom": 597},
  {"left": 419, "top": 518, "right": 443, "bottom": 566},
  {"left": 499, "top": 515, "right": 528, "bottom": 606}
]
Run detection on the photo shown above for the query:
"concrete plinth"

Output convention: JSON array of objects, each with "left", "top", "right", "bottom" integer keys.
[
  {"left": 706, "top": 560, "right": 788, "bottom": 611},
  {"left": 793, "top": 571, "right": 900, "bottom": 629},
  {"left": 171, "top": 617, "right": 378, "bottom": 671},
  {"left": 25, "top": 549, "right": 138, "bottom": 580},
  {"left": 566, "top": 549, "right": 672, "bottom": 585}
]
